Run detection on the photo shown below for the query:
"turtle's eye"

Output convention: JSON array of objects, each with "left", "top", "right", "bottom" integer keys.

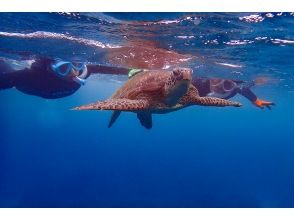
[{"left": 173, "top": 69, "right": 183, "bottom": 80}]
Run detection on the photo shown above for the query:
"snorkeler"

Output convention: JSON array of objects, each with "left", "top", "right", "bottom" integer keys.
[
  {"left": 191, "top": 77, "right": 275, "bottom": 109},
  {"left": 0, "top": 57, "right": 129, "bottom": 99}
]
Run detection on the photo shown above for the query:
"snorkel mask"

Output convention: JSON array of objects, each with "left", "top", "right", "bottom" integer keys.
[{"left": 51, "top": 61, "right": 88, "bottom": 85}]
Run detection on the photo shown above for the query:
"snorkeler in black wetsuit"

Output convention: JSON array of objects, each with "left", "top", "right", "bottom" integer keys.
[
  {"left": 192, "top": 77, "right": 275, "bottom": 109},
  {"left": 0, "top": 58, "right": 129, "bottom": 99}
]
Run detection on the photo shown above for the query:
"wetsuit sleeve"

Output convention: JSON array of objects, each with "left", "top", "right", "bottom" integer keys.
[
  {"left": 238, "top": 82, "right": 258, "bottom": 102},
  {"left": 86, "top": 64, "right": 129, "bottom": 76}
]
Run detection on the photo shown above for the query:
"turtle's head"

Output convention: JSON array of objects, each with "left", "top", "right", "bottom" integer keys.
[
  {"left": 172, "top": 67, "right": 192, "bottom": 82},
  {"left": 164, "top": 68, "right": 193, "bottom": 106}
]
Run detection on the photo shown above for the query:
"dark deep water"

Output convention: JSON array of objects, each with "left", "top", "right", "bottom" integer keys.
[{"left": 0, "top": 12, "right": 294, "bottom": 207}]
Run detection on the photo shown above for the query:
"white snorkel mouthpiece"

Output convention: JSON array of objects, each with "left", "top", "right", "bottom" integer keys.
[{"left": 73, "top": 76, "right": 87, "bottom": 85}]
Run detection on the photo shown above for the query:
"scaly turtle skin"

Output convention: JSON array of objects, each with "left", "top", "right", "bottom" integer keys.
[{"left": 73, "top": 68, "right": 242, "bottom": 129}]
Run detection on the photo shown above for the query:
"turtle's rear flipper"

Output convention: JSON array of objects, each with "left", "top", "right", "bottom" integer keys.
[
  {"left": 108, "top": 111, "right": 121, "bottom": 128},
  {"left": 73, "top": 98, "right": 149, "bottom": 111},
  {"left": 137, "top": 113, "right": 152, "bottom": 129}
]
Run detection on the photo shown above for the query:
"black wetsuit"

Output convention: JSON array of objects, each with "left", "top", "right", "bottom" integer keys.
[
  {"left": 0, "top": 58, "right": 129, "bottom": 99},
  {"left": 0, "top": 58, "right": 82, "bottom": 99}
]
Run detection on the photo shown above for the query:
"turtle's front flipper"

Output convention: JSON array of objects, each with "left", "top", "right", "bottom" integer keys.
[
  {"left": 73, "top": 98, "right": 150, "bottom": 111},
  {"left": 181, "top": 86, "right": 242, "bottom": 107},
  {"left": 193, "top": 96, "right": 242, "bottom": 107},
  {"left": 137, "top": 112, "right": 152, "bottom": 129}
]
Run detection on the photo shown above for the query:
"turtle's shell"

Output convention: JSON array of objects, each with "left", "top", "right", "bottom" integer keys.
[{"left": 111, "top": 70, "right": 172, "bottom": 101}]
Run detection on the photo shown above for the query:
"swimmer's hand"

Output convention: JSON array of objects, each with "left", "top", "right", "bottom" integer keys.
[{"left": 253, "top": 98, "right": 275, "bottom": 110}]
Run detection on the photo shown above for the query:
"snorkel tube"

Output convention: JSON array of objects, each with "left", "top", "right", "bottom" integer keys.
[{"left": 51, "top": 60, "right": 88, "bottom": 85}]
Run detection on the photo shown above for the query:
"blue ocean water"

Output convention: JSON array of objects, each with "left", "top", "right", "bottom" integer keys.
[{"left": 0, "top": 12, "right": 294, "bottom": 208}]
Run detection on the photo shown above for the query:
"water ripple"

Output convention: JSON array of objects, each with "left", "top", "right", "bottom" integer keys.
[{"left": 0, "top": 31, "right": 120, "bottom": 49}]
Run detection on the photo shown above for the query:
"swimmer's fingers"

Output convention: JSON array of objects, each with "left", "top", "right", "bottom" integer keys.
[
  {"left": 254, "top": 99, "right": 275, "bottom": 110},
  {"left": 265, "top": 102, "right": 275, "bottom": 110}
]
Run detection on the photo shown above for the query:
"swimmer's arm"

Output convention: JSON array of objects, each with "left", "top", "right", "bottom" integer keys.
[
  {"left": 238, "top": 87, "right": 257, "bottom": 102},
  {"left": 238, "top": 86, "right": 274, "bottom": 109},
  {"left": 86, "top": 64, "right": 129, "bottom": 76}
]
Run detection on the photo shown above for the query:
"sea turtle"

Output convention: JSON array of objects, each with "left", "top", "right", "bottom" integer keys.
[{"left": 73, "top": 68, "right": 242, "bottom": 129}]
